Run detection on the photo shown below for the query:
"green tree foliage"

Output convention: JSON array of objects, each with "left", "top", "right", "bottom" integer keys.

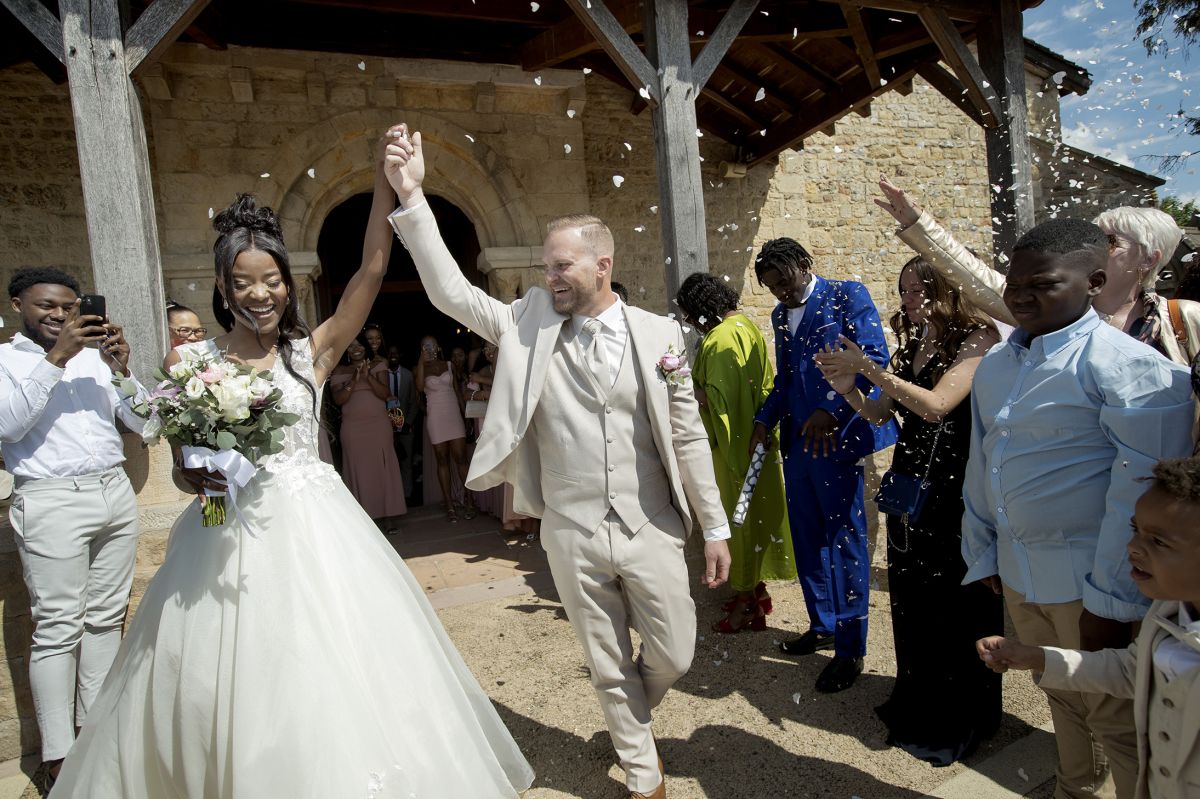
[
  {"left": 1161, "top": 195, "right": 1199, "bottom": 226},
  {"left": 1135, "top": 0, "right": 1200, "bottom": 172}
]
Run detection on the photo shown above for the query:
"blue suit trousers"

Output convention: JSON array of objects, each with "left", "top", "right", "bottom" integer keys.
[{"left": 781, "top": 450, "right": 870, "bottom": 658}]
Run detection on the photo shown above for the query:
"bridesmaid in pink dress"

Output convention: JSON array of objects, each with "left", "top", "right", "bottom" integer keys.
[
  {"left": 330, "top": 333, "right": 407, "bottom": 530},
  {"left": 416, "top": 335, "right": 476, "bottom": 522}
]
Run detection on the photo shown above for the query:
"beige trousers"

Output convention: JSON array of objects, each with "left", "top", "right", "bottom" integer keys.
[
  {"left": 10, "top": 467, "right": 139, "bottom": 761},
  {"left": 1004, "top": 586, "right": 1139, "bottom": 799},
  {"left": 541, "top": 505, "right": 695, "bottom": 794}
]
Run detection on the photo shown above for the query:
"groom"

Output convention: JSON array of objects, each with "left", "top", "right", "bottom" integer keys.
[{"left": 385, "top": 129, "right": 730, "bottom": 799}]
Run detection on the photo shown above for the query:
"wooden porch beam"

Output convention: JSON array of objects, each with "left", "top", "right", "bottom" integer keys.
[
  {"left": 691, "top": 0, "right": 759, "bottom": 89},
  {"left": 520, "top": 0, "right": 641, "bottom": 71},
  {"left": 0, "top": 0, "right": 64, "bottom": 63},
  {"left": 60, "top": 0, "right": 169, "bottom": 376},
  {"left": 978, "top": 0, "right": 1034, "bottom": 263},
  {"left": 564, "top": 0, "right": 658, "bottom": 102},
  {"left": 841, "top": 3, "right": 882, "bottom": 87},
  {"left": 918, "top": 5, "right": 1001, "bottom": 125},
  {"left": 914, "top": 61, "right": 984, "bottom": 126},
  {"left": 643, "top": 0, "right": 707, "bottom": 302},
  {"left": 125, "top": 0, "right": 211, "bottom": 73},
  {"left": 809, "top": 0, "right": 985, "bottom": 22}
]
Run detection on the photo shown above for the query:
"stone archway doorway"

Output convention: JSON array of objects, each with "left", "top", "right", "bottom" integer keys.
[
  {"left": 314, "top": 193, "right": 486, "bottom": 364},
  {"left": 314, "top": 193, "right": 487, "bottom": 506}
]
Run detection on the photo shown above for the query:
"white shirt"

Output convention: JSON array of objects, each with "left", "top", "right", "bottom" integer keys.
[
  {"left": 572, "top": 297, "right": 628, "bottom": 387},
  {"left": 786, "top": 278, "right": 819, "bottom": 335},
  {"left": 0, "top": 333, "right": 147, "bottom": 479}
]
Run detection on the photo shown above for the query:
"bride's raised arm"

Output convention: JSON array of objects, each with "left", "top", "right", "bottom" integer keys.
[{"left": 310, "top": 124, "right": 404, "bottom": 383}]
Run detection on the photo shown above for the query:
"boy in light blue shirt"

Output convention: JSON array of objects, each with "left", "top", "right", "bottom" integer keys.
[{"left": 962, "top": 218, "right": 1193, "bottom": 799}]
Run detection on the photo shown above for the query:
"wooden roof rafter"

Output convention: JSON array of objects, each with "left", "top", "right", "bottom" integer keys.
[{"left": 743, "top": 42, "right": 942, "bottom": 166}]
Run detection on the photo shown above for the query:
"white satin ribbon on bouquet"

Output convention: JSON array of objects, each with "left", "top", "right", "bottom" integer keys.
[
  {"left": 732, "top": 442, "right": 768, "bottom": 527},
  {"left": 181, "top": 445, "right": 257, "bottom": 524}
]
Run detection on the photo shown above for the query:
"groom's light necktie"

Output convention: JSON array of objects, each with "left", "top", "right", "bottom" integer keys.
[{"left": 581, "top": 318, "right": 610, "bottom": 394}]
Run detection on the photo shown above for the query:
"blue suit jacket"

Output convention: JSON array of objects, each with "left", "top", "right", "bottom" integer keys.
[{"left": 755, "top": 276, "right": 898, "bottom": 462}]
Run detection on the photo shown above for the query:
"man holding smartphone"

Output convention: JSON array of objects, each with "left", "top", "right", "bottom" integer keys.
[{"left": 0, "top": 267, "right": 145, "bottom": 789}]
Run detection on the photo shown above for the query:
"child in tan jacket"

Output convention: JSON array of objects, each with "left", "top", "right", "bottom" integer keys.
[{"left": 978, "top": 457, "right": 1200, "bottom": 799}]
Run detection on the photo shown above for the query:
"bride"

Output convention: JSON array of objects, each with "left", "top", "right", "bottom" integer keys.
[{"left": 49, "top": 125, "right": 534, "bottom": 798}]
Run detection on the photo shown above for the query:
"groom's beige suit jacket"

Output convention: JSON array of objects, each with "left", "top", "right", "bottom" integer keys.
[{"left": 391, "top": 203, "right": 726, "bottom": 535}]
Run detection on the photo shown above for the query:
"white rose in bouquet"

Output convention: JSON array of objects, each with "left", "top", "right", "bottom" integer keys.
[
  {"left": 185, "top": 375, "right": 206, "bottom": 399},
  {"left": 249, "top": 377, "right": 272, "bottom": 405},
  {"left": 212, "top": 375, "right": 253, "bottom": 422}
]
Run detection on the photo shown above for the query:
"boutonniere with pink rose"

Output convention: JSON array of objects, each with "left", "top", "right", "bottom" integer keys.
[{"left": 656, "top": 345, "right": 692, "bottom": 386}]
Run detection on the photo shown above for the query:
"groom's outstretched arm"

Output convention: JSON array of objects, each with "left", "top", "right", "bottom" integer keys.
[{"left": 384, "top": 128, "right": 515, "bottom": 344}]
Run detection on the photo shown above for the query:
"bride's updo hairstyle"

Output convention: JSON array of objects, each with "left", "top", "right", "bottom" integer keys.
[{"left": 211, "top": 193, "right": 316, "bottom": 411}]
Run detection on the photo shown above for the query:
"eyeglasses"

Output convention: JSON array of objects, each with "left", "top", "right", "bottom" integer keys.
[{"left": 170, "top": 326, "right": 207, "bottom": 338}]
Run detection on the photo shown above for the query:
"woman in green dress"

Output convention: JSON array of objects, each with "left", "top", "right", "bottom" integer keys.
[{"left": 676, "top": 273, "right": 796, "bottom": 633}]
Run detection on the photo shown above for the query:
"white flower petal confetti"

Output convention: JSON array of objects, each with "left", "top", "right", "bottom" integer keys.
[
  {"left": 754, "top": 87, "right": 766, "bottom": 102},
  {"left": 306, "top": 168, "right": 316, "bottom": 179},
  {"left": 791, "top": 692, "right": 803, "bottom": 704},
  {"left": 566, "top": 109, "right": 576, "bottom": 118},
  {"left": 465, "top": 134, "right": 475, "bottom": 142},
  {"left": 533, "top": 75, "right": 542, "bottom": 86},
  {"left": 639, "top": 86, "right": 651, "bottom": 100},
  {"left": 259, "top": 172, "right": 270, "bottom": 178},
  {"left": 582, "top": 67, "right": 592, "bottom": 75},
  {"left": 207, "top": 207, "right": 214, "bottom": 219},
  {"left": 530, "top": 1, "right": 539, "bottom": 10},
  {"left": 649, "top": 205, "right": 658, "bottom": 214},
  {"left": 634, "top": 225, "right": 646, "bottom": 232},
  {"left": 357, "top": 61, "right": 366, "bottom": 71},
  {"left": 563, "top": 143, "right": 572, "bottom": 154},
  {"left": 624, "top": 142, "right": 632, "bottom": 151},
  {"left": 612, "top": 175, "right": 625, "bottom": 187}
]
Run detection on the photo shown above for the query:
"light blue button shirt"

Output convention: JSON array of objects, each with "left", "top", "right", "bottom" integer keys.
[{"left": 962, "top": 309, "right": 1194, "bottom": 621}]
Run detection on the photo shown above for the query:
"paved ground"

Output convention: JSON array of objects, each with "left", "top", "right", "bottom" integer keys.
[{"left": 3, "top": 504, "right": 1062, "bottom": 798}]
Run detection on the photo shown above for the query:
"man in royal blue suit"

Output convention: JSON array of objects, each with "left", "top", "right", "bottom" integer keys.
[{"left": 749, "top": 238, "right": 897, "bottom": 693}]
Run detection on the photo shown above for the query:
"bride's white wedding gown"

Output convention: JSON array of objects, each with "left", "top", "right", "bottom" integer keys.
[{"left": 51, "top": 338, "right": 534, "bottom": 798}]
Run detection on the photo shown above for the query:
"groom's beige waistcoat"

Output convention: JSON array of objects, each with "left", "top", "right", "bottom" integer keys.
[
  {"left": 534, "top": 326, "right": 672, "bottom": 533},
  {"left": 390, "top": 202, "right": 726, "bottom": 535}
]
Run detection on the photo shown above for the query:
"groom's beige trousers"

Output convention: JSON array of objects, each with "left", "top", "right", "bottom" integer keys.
[{"left": 541, "top": 504, "right": 694, "bottom": 794}]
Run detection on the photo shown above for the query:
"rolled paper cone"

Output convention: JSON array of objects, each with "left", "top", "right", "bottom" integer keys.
[{"left": 732, "top": 442, "right": 767, "bottom": 527}]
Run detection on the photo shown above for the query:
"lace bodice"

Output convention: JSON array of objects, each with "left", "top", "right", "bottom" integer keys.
[{"left": 176, "top": 337, "right": 339, "bottom": 492}]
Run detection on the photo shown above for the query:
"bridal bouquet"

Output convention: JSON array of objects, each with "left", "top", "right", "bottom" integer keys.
[{"left": 115, "top": 353, "right": 300, "bottom": 526}]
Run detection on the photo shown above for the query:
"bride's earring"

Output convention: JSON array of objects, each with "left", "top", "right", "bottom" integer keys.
[{"left": 223, "top": 299, "right": 229, "bottom": 309}]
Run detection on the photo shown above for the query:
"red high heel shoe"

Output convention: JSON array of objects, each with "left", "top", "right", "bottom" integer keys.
[
  {"left": 721, "top": 582, "right": 772, "bottom": 615},
  {"left": 712, "top": 603, "right": 767, "bottom": 634}
]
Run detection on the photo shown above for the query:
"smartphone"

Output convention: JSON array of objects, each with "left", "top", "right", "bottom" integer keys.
[
  {"left": 78, "top": 294, "right": 106, "bottom": 321},
  {"left": 78, "top": 294, "right": 107, "bottom": 347}
]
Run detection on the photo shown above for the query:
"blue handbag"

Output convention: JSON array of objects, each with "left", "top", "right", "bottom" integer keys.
[{"left": 874, "top": 422, "right": 943, "bottom": 550}]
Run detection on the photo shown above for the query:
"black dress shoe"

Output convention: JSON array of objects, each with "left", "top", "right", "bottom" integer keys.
[
  {"left": 815, "top": 656, "right": 864, "bottom": 693},
  {"left": 778, "top": 629, "right": 835, "bottom": 656}
]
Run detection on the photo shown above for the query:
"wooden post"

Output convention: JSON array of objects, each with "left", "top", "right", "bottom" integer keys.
[
  {"left": 60, "top": 0, "right": 168, "bottom": 379},
  {"left": 977, "top": 0, "right": 1034, "bottom": 269},
  {"left": 643, "top": 0, "right": 708, "bottom": 305}
]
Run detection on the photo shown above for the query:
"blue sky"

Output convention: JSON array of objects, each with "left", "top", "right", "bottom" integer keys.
[{"left": 1024, "top": 0, "right": 1199, "bottom": 204}]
